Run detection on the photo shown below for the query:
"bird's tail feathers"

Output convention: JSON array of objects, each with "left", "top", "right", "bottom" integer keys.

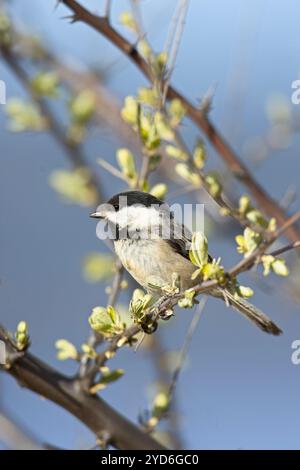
[{"left": 212, "top": 288, "right": 282, "bottom": 335}]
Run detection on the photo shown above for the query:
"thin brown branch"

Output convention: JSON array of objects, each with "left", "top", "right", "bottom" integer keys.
[
  {"left": 103, "top": 0, "right": 111, "bottom": 19},
  {"left": 147, "top": 333, "right": 185, "bottom": 449},
  {"left": 229, "top": 211, "right": 300, "bottom": 278},
  {"left": 59, "top": 0, "right": 300, "bottom": 243},
  {"left": 79, "top": 260, "right": 124, "bottom": 380},
  {"left": 162, "top": 0, "right": 190, "bottom": 103},
  {"left": 107, "top": 260, "right": 124, "bottom": 306},
  {"left": 268, "top": 240, "right": 300, "bottom": 258},
  {"left": 146, "top": 296, "right": 207, "bottom": 437},
  {"left": 167, "top": 296, "right": 207, "bottom": 402},
  {"left": 0, "top": 326, "right": 165, "bottom": 450}
]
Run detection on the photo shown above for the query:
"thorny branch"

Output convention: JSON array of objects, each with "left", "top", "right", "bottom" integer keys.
[
  {"left": 59, "top": 0, "right": 300, "bottom": 244},
  {"left": 1, "top": 0, "right": 300, "bottom": 451}
]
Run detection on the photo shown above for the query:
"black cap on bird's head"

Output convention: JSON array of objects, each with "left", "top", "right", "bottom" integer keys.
[{"left": 90, "top": 191, "right": 165, "bottom": 219}]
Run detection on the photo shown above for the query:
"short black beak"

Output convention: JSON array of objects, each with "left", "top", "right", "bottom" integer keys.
[{"left": 90, "top": 212, "right": 103, "bottom": 219}]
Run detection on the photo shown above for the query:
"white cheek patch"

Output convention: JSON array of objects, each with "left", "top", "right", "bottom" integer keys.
[{"left": 107, "top": 205, "right": 168, "bottom": 239}]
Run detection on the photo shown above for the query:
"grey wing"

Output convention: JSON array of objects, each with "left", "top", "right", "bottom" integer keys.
[
  {"left": 166, "top": 220, "right": 212, "bottom": 262},
  {"left": 166, "top": 221, "right": 193, "bottom": 260}
]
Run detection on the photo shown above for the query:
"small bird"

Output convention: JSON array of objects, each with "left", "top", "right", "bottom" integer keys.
[{"left": 91, "top": 190, "right": 282, "bottom": 335}]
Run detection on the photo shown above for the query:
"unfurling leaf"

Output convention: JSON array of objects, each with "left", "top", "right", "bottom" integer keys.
[
  {"left": 138, "top": 87, "right": 160, "bottom": 108},
  {"left": 193, "top": 139, "right": 206, "bottom": 169},
  {"left": 6, "top": 99, "right": 47, "bottom": 132},
  {"left": 272, "top": 258, "right": 289, "bottom": 277},
  {"left": 138, "top": 39, "right": 152, "bottom": 59},
  {"left": 107, "top": 305, "right": 118, "bottom": 323},
  {"left": 81, "top": 343, "right": 97, "bottom": 359},
  {"left": 189, "top": 232, "right": 208, "bottom": 268},
  {"left": 153, "top": 52, "right": 168, "bottom": 75},
  {"left": 121, "top": 96, "right": 139, "bottom": 125},
  {"left": 268, "top": 218, "right": 277, "bottom": 232},
  {"left": 238, "top": 286, "right": 254, "bottom": 299},
  {"left": 261, "top": 255, "right": 289, "bottom": 277},
  {"left": 150, "top": 183, "right": 168, "bottom": 199},
  {"left": 132, "top": 289, "right": 146, "bottom": 302},
  {"left": 55, "top": 339, "right": 78, "bottom": 361},
  {"left": 83, "top": 253, "right": 113, "bottom": 282},
  {"left": 219, "top": 207, "right": 231, "bottom": 217},
  {"left": 49, "top": 168, "right": 98, "bottom": 206},
  {"left": 119, "top": 11, "right": 137, "bottom": 31},
  {"left": 238, "top": 195, "right": 268, "bottom": 227},
  {"left": 154, "top": 112, "right": 174, "bottom": 141},
  {"left": 261, "top": 255, "right": 275, "bottom": 276},
  {"left": 31, "top": 71, "right": 59, "bottom": 97},
  {"left": 152, "top": 391, "right": 170, "bottom": 416},
  {"left": 191, "top": 268, "right": 202, "bottom": 280},
  {"left": 205, "top": 173, "right": 222, "bottom": 198},
  {"left": 69, "top": 89, "right": 96, "bottom": 124},
  {"left": 100, "top": 368, "right": 124, "bottom": 384},
  {"left": 116, "top": 148, "right": 137, "bottom": 182},
  {"left": 15, "top": 321, "right": 29, "bottom": 351},
  {"left": 201, "top": 259, "right": 225, "bottom": 282},
  {"left": 130, "top": 292, "right": 153, "bottom": 322},
  {"left": 90, "top": 368, "right": 124, "bottom": 393},
  {"left": 236, "top": 228, "right": 261, "bottom": 257},
  {"left": 165, "top": 145, "right": 188, "bottom": 161},
  {"left": 238, "top": 195, "right": 252, "bottom": 215},
  {"left": 168, "top": 99, "right": 186, "bottom": 127},
  {"left": 246, "top": 209, "right": 267, "bottom": 228},
  {"left": 175, "top": 163, "right": 201, "bottom": 187},
  {"left": 88, "top": 306, "right": 125, "bottom": 338},
  {"left": 178, "top": 289, "right": 196, "bottom": 308}
]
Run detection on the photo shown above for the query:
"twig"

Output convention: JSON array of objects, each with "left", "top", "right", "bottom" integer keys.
[
  {"left": 98, "top": 158, "right": 128, "bottom": 181},
  {"left": 147, "top": 333, "right": 184, "bottom": 448},
  {"left": 229, "top": 211, "right": 300, "bottom": 278},
  {"left": 167, "top": 296, "right": 207, "bottom": 403},
  {"left": 146, "top": 296, "right": 207, "bottom": 435},
  {"left": 59, "top": 0, "right": 300, "bottom": 243},
  {"left": 79, "top": 260, "right": 124, "bottom": 380},
  {"left": 0, "top": 326, "right": 165, "bottom": 450},
  {"left": 107, "top": 259, "right": 124, "bottom": 306},
  {"left": 103, "top": 0, "right": 111, "bottom": 19},
  {"left": 129, "top": 0, "right": 145, "bottom": 41},
  {"left": 268, "top": 240, "right": 300, "bottom": 258},
  {"left": 162, "top": 0, "right": 190, "bottom": 103}
]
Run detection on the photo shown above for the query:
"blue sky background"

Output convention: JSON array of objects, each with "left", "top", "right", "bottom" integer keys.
[{"left": 1, "top": 0, "right": 300, "bottom": 449}]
